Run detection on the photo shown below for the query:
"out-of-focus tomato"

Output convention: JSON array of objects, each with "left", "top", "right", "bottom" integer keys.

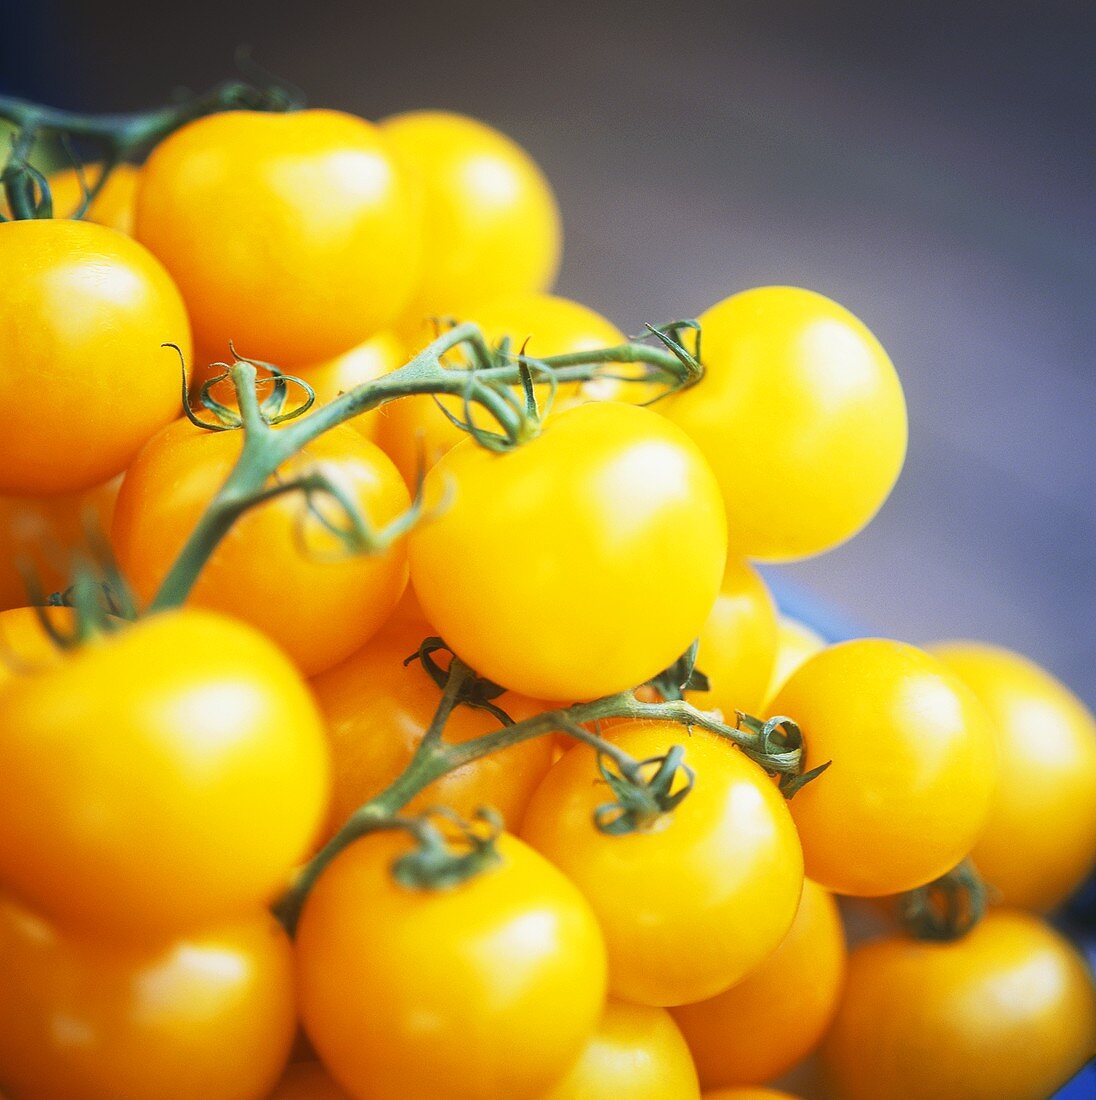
[
  {"left": 702, "top": 1090, "right": 801, "bottom": 1100},
  {"left": 763, "top": 616, "right": 825, "bottom": 708},
  {"left": 269, "top": 1062, "right": 352, "bottom": 1100},
  {"left": 410, "top": 401, "right": 727, "bottom": 700},
  {"left": 931, "top": 642, "right": 1096, "bottom": 911},
  {"left": 0, "top": 607, "right": 74, "bottom": 690},
  {"left": 663, "top": 287, "right": 907, "bottom": 561},
  {"left": 45, "top": 163, "right": 139, "bottom": 234},
  {"left": 0, "top": 478, "right": 119, "bottom": 611},
  {"left": 112, "top": 419, "right": 410, "bottom": 676},
  {"left": 380, "top": 111, "right": 561, "bottom": 334},
  {"left": 770, "top": 639, "right": 997, "bottom": 896},
  {"left": 0, "top": 896, "right": 296, "bottom": 1100},
  {"left": 296, "top": 830, "right": 607, "bottom": 1100},
  {"left": 539, "top": 999, "right": 700, "bottom": 1099},
  {"left": 821, "top": 910, "right": 1096, "bottom": 1100},
  {"left": 0, "top": 609, "right": 330, "bottom": 938},
  {"left": 521, "top": 722, "right": 803, "bottom": 1006},
  {"left": 0, "top": 220, "right": 190, "bottom": 494},
  {"left": 136, "top": 110, "right": 419, "bottom": 366},
  {"left": 310, "top": 618, "right": 555, "bottom": 838},
  {"left": 686, "top": 557, "right": 777, "bottom": 719},
  {"left": 380, "top": 292, "right": 625, "bottom": 487},
  {"left": 672, "top": 879, "right": 845, "bottom": 1087}
]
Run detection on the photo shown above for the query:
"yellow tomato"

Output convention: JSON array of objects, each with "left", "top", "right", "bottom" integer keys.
[
  {"left": 663, "top": 287, "right": 907, "bottom": 561},
  {"left": 521, "top": 722, "right": 803, "bottom": 1006},
  {"left": 410, "top": 401, "right": 727, "bottom": 700},
  {"left": 763, "top": 616, "right": 825, "bottom": 708},
  {"left": 702, "top": 1090, "right": 801, "bottom": 1100},
  {"left": 310, "top": 618, "right": 555, "bottom": 838},
  {"left": 269, "top": 1062, "right": 352, "bottom": 1099},
  {"left": 540, "top": 999, "right": 700, "bottom": 1099},
  {"left": 686, "top": 557, "right": 778, "bottom": 719},
  {"left": 0, "top": 607, "right": 73, "bottom": 690},
  {"left": 136, "top": 109, "right": 419, "bottom": 365},
  {"left": 1, "top": 163, "right": 139, "bottom": 234},
  {"left": 0, "top": 897, "right": 296, "bottom": 1100},
  {"left": 379, "top": 292, "right": 625, "bottom": 487},
  {"left": 672, "top": 879, "right": 846, "bottom": 1087},
  {"left": 381, "top": 111, "right": 561, "bottom": 333},
  {"left": 931, "top": 642, "right": 1096, "bottom": 911},
  {"left": 770, "top": 639, "right": 997, "bottom": 896},
  {"left": 821, "top": 910, "right": 1096, "bottom": 1100},
  {"left": 0, "top": 219, "right": 190, "bottom": 494}
]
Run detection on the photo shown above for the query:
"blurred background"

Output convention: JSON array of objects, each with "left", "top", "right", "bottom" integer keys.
[{"left": 5, "top": 0, "right": 1093, "bottom": 704}]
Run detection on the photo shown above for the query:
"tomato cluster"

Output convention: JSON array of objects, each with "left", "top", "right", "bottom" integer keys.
[{"left": 0, "top": 76, "right": 1093, "bottom": 1100}]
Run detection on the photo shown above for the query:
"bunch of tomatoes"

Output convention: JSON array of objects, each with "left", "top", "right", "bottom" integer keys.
[{"left": 0, "top": 72, "right": 1093, "bottom": 1100}]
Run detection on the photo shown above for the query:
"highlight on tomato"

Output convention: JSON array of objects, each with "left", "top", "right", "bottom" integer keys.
[
  {"left": 380, "top": 110, "right": 562, "bottom": 337},
  {"left": 520, "top": 721, "right": 804, "bottom": 1006},
  {"left": 0, "top": 895, "right": 296, "bottom": 1100},
  {"left": 310, "top": 617, "right": 555, "bottom": 837},
  {"left": 821, "top": 910, "right": 1096, "bottom": 1100},
  {"left": 769, "top": 638, "right": 998, "bottom": 896},
  {"left": 112, "top": 418, "right": 411, "bottom": 676},
  {"left": 0, "top": 219, "right": 190, "bottom": 495},
  {"left": 539, "top": 999, "right": 700, "bottom": 1099},
  {"left": 295, "top": 828, "right": 608, "bottom": 1100},
  {"left": 136, "top": 109, "right": 420, "bottom": 366},
  {"left": 662, "top": 286, "right": 907, "bottom": 561},
  {"left": 0, "top": 609, "right": 330, "bottom": 938},
  {"left": 931, "top": 641, "right": 1096, "bottom": 912},
  {"left": 409, "top": 400, "right": 728, "bottom": 701},
  {"left": 378, "top": 291, "right": 627, "bottom": 487},
  {"left": 672, "top": 878, "right": 846, "bottom": 1088}
]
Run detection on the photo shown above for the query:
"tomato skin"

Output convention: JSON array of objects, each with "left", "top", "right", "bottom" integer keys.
[
  {"left": 380, "top": 111, "right": 561, "bottom": 333},
  {"left": 48, "top": 163, "right": 139, "bottom": 234},
  {"left": 770, "top": 639, "right": 997, "bottom": 896},
  {"left": 0, "top": 896, "right": 296, "bottom": 1100},
  {"left": 520, "top": 722, "right": 804, "bottom": 1007},
  {"left": 687, "top": 557, "right": 777, "bottom": 719},
  {"left": 821, "top": 910, "right": 1096, "bottom": 1100},
  {"left": 0, "top": 609, "right": 329, "bottom": 938},
  {"left": 662, "top": 286, "right": 907, "bottom": 561},
  {"left": 0, "top": 477, "right": 119, "bottom": 612},
  {"left": 762, "top": 616, "right": 824, "bottom": 708},
  {"left": 409, "top": 401, "right": 727, "bottom": 700},
  {"left": 701, "top": 1090, "right": 800, "bottom": 1100},
  {"left": 931, "top": 642, "right": 1096, "bottom": 911},
  {"left": 296, "top": 830, "right": 608, "bottom": 1100},
  {"left": 269, "top": 1062, "right": 352, "bottom": 1099},
  {"left": 136, "top": 110, "right": 418, "bottom": 366},
  {"left": 672, "top": 879, "right": 845, "bottom": 1087},
  {"left": 112, "top": 419, "right": 410, "bottom": 677},
  {"left": 379, "top": 292, "right": 624, "bottom": 488},
  {"left": 0, "top": 607, "right": 75, "bottom": 689},
  {"left": 540, "top": 999, "right": 700, "bottom": 1099},
  {"left": 311, "top": 618, "right": 554, "bottom": 838},
  {"left": 0, "top": 219, "right": 190, "bottom": 495}
]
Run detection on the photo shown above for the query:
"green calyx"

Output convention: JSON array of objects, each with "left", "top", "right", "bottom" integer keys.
[
  {"left": 898, "top": 858, "right": 989, "bottom": 941},
  {"left": 593, "top": 744, "right": 695, "bottom": 835},
  {"left": 391, "top": 808, "right": 504, "bottom": 890}
]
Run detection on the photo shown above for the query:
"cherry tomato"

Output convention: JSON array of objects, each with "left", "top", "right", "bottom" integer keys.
[
  {"left": 672, "top": 879, "right": 846, "bottom": 1087},
  {"left": 763, "top": 616, "right": 824, "bottom": 708},
  {"left": 770, "top": 639, "right": 997, "bottom": 896},
  {"left": 0, "top": 609, "right": 329, "bottom": 938},
  {"left": 686, "top": 557, "right": 777, "bottom": 719},
  {"left": 0, "top": 478, "right": 119, "bottom": 612},
  {"left": 380, "top": 111, "right": 561, "bottom": 333},
  {"left": 0, "top": 895, "right": 295, "bottom": 1100},
  {"left": 380, "top": 292, "right": 625, "bottom": 487},
  {"left": 136, "top": 110, "right": 419, "bottom": 366},
  {"left": 540, "top": 999, "right": 700, "bottom": 1099},
  {"left": 662, "top": 287, "right": 907, "bottom": 561},
  {"left": 2, "top": 163, "right": 140, "bottom": 234},
  {"left": 0, "top": 219, "right": 190, "bottom": 495},
  {"left": 112, "top": 419, "right": 410, "bottom": 676},
  {"left": 521, "top": 722, "right": 803, "bottom": 1006},
  {"left": 702, "top": 1090, "right": 801, "bottom": 1100},
  {"left": 931, "top": 642, "right": 1096, "bottom": 911},
  {"left": 821, "top": 910, "right": 1096, "bottom": 1100},
  {"left": 0, "top": 607, "right": 73, "bottom": 689},
  {"left": 410, "top": 401, "right": 727, "bottom": 700},
  {"left": 310, "top": 618, "right": 555, "bottom": 838},
  {"left": 269, "top": 1062, "right": 352, "bottom": 1100},
  {"left": 296, "top": 829, "right": 607, "bottom": 1100}
]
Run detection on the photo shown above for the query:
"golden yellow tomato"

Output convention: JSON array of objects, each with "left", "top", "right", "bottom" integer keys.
[{"left": 763, "top": 616, "right": 825, "bottom": 708}]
